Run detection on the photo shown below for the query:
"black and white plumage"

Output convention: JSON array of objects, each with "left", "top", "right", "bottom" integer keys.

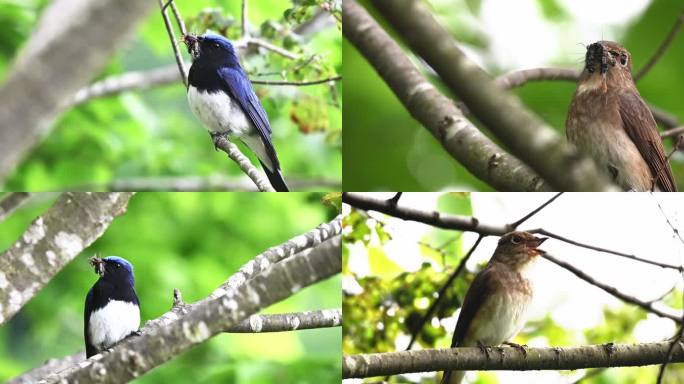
[
  {"left": 184, "top": 33, "right": 289, "bottom": 192},
  {"left": 84, "top": 256, "right": 140, "bottom": 358}
]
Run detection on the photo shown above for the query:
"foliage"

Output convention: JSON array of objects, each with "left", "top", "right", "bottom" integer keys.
[
  {"left": 0, "top": 192, "right": 341, "bottom": 383},
  {"left": 342, "top": 192, "right": 668, "bottom": 383},
  {"left": 0, "top": 0, "right": 341, "bottom": 190}
]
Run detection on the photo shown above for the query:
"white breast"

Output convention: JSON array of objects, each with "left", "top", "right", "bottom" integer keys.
[
  {"left": 88, "top": 300, "right": 140, "bottom": 350},
  {"left": 464, "top": 291, "right": 532, "bottom": 347},
  {"left": 187, "top": 85, "right": 253, "bottom": 137}
]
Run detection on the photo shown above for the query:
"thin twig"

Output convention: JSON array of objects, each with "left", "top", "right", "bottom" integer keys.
[
  {"left": 159, "top": 0, "right": 188, "bottom": 87},
  {"left": 387, "top": 192, "right": 403, "bottom": 206},
  {"left": 405, "top": 235, "right": 484, "bottom": 352},
  {"left": 252, "top": 75, "right": 342, "bottom": 86},
  {"left": 634, "top": 8, "right": 684, "bottom": 81},
  {"left": 532, "top": 228, "right": 683, "bottom": 271},
  {"left": 242, "top": 37, "right": 301, "bottom": 60},
  {"left": 656, "top": 269, "right": 684, "bottom": 383},
  {"left": 69, "top": 67, "right": 339, "bottom": 108},
  {"left": 509, "top": 192, "right": 563, "bottom": 228},
  {"left": 651, "top": 193, "right": 684, "bottom": 245},
  {"left": 661, "top": 126, "right": 684, "bottom": 139},
  {"left": 213, "top": 135, "right": 274, "bottom": 192},
  {"left": 542, "top": 252, "right": 681, "bottom": 322}
]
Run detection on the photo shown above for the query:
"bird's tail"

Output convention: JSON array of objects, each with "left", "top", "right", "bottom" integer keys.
[
  {"left": 259, "top": 160, "right": 289, "bottom": 192},
  {"left": 440, "top": 370, "right": 465, "bottom": 384}
]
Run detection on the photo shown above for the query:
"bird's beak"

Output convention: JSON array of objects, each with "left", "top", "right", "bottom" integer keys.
[
  {"left": 89, "top": 257, "right": 105, "bottom": 277},
  {"left": 526, "top": 236, "right": 547, "bottom": 249},
  {"left": 183, "top": 34, "right": 200, "bottom": 60},
  {"left": 585, "top": 42, "right": 602, "bottom": 74}
]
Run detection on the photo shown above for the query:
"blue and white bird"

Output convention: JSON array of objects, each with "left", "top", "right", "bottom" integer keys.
[
  {"left": 183, "top": 33, "right": 289, "bottom": 192},
  {"left": 84, "top": 256, "right": 140, "bottom": 358}
]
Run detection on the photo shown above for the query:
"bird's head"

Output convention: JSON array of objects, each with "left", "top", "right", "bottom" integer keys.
[
  {"left": 183, "top": 33, "right": 239, "bottom": 66},
  {"left": 492, "top": 231, "right": 547, "bottom": 269},
  {"left": 90, "top": 256, "right": 135, "bottom": 286},
  {"left": 578, "top": 40, "right": 634, "bottom": 94}
]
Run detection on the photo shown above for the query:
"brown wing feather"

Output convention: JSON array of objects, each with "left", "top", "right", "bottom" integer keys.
[
  {"left": 449, "top": 266, "right": 496, "bottom": 347},
  {"left": 618, "top": 91, "right": 677, "bottom": 191}
]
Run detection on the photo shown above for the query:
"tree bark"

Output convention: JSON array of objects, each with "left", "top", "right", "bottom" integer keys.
[
  {"left": 0, "top": 192, "right": 134, "bottom": 326},
  {"left": 343, "top": 342, "right": 684, "bottom": 378}
]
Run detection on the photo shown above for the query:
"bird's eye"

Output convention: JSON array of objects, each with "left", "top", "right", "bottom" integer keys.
[
  {"left": 115, "top": 264, "right": 121, "bottom": 268},
  {"left": 619, "top": 54, "right": 628, "bottom": 66},
  {"left": 511, "top": 235, "right": 522, "bottom": 244},
  {"left": 213, "top": 43, "right": 220, "bottom": 49}
]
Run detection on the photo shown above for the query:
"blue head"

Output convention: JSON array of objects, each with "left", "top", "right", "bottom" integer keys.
[
  {"left": 184, "top": 33, "right": 240, "bottom": 67},
  {"left": 90, "top": 256, "right": 135, "bottom": 287}
]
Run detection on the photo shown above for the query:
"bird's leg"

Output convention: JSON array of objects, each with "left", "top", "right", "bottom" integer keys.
[
  {"left": 503, "top": 341, "right": 528, "bottom": 358},
  {"left": 476, "top": 340, "right": 491, "bottom": 360},
  {"left": 208, "top": 131, "right": 229, "bottom": 151}
]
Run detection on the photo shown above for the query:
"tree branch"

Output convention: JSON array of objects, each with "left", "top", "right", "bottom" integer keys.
[
  {"left": 206, "top": 214, "right": 342, "bottom": 300},
  {"left": 211, "top": 136, "right": 274, "bottom": 192},
  {"left": 344, "top": 192, "right": 683, "bottom": 322},
  {"left": 66, "top": 175, "right": 341, "bottom": 192},
  {"left": 241, "top": 0, "right": 249, "bottom": 38},
  {"left": 7, "top": 352, "right": 86, "bottom": 384},
  {"left": 343, "top": 0, "right": 548, "bottom": 191},
  {"left": 159, "top": 0, "right": 188, "bottom": 87},
  {"left": 9, "top": 215, "right": 342, "bottom": 383},
  {"left": 0, "top": 0, "right": 155, "bottom": 183},
  {"left": 661, "top": 126, "right": 684, "bottom": 139},
  {"left": 0, "top": 193, "right": 134, "bottom": 326},
  {"left": 343, "top": 341, "right": 684, "bottom": 378},
  {"left": 343, "top": 192, "right": 510, "bottom": 235},
  {"left": 495, "top": 68, "right": 681, "bottom": 130},
  {"left": 509, "top": 192, "right": 563, "bottom": 228},
  {"left": 532, "top": 228, "right": 682, "bottom": 271},
  {"left": 542, "top": 252, "right": 681, "bottom": 321},
  {"left": 226, "top": 308, "right": 341, "bottom": 333},
  {"left": 634, "top": 8, "right": 684, "bottom": 81},
  {"left": 370, "top": 0, "right": 616, "bottom": 191},
  {"left": 39, "top": 236, "right": 341, "bottom": 383},
  {"left": 0, "top": 192, "right": 32, "bottom": 223}
]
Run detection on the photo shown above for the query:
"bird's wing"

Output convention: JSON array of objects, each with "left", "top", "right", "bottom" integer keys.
[
  {"left": 450, "top": 266, "right": 497, "bottom": 347},
  {"left": 217, "top": 66, "right": 280, "bottom": 170},
  {"left": 618, "top": 91, "right": 677, "bottom": 191}
]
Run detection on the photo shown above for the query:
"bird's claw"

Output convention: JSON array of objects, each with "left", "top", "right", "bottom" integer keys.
[
  {"left": 208, "top": 131, "right": 227, "bottom": 151},
  {"left": 504, "top": 341, "right": 528, "bottom": 358},
  {"left": 477, "top": 341, "right": 491, "bottom": 360}
]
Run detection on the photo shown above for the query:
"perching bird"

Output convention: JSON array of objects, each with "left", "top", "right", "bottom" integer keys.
[
  {"left": 183, "top": 33, "right": 289, "bottom": 192},
  {"left": 566, "top": 40, "right": 676, "bottom": 191},
  {"left": 84, "top": 256, "right": 140, "bottom": 358},
  {"left": 441, "top": 231, "right": 546, "bottom": 384}
]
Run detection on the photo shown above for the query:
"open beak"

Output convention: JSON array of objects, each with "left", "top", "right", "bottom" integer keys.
[
  {"left": 89, "top": 257, "right": 105, "bottom": 277},
  {"left": 526, "top": 236, "right": 547, "bottom": 249},
  {"left": 183, "top": 34, "right": 200, "bottom": 59}
]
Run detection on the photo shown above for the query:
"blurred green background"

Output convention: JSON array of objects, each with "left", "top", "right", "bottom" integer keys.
[
  {"left": 0, "top": 192, "right": 341, "bottom": 383},
  {"left": 343, "top": 0, "right": 684, "bottom": 191},
  {"left": 0, "top": 0, "right": 341, "bottom": 191}
]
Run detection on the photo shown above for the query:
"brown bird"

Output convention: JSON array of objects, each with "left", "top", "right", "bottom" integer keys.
[
  {"left": 566, "top": 40, "right": 676, "bottom": 191},
  {"left": 441, "top": 231, "right": 546, "bottom": 384}
]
